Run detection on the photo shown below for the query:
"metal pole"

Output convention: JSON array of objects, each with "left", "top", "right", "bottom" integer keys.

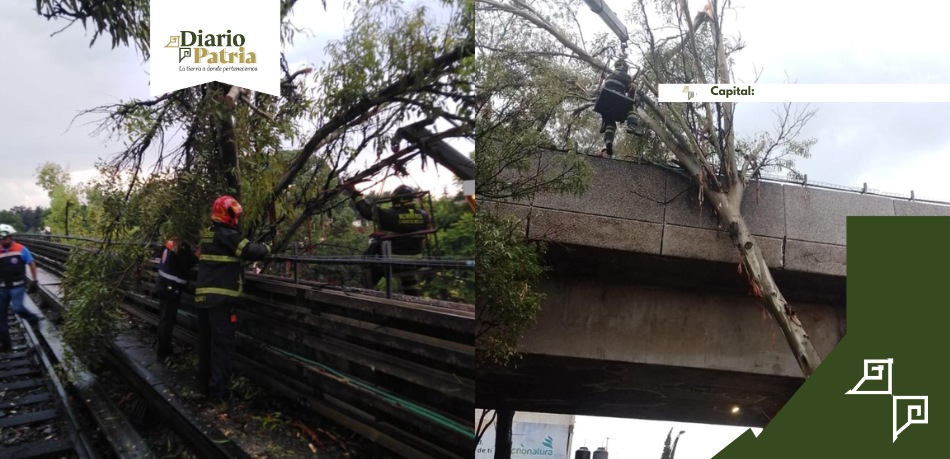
[
  {"left": 64, "top": 201, "right": 69, "bottom": 236},
  {"left": 382, "top": 240, "right": 393, "bottom": 299},
  {"left": 292, "top": 244, "right": 298, "bottom": 283}
]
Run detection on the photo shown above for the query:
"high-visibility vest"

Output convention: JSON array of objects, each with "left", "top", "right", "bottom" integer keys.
[{"left": 194, "top": 224, "right": 269, "bottom": 307}]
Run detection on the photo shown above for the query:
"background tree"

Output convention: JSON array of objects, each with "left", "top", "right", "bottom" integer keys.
[
  {"left": 0, "top": 211, "right": 26, "bottom": 232},
  {"left": 34, "top": 162, "right": 94, "bottom": 236},
  {"left": 6, "top": 206, "right": 47, "bottom": 231},
  {"left": 33, "top": 0, "right": 474, "bottom": 363},
  {"left": 660, "top": 427, "right": 686, "bottom": 459},
  {"left": 476, "top": 0, "right": 821, "bottom": 377},
  {"left": 475, "top": 0, "right": 596, "bottom": 367}
]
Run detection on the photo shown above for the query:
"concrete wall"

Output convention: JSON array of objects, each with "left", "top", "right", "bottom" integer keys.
[
  {"left": 489, "top": 155, "right": 950, "bottom": 278},
  {"left": 519, "top": 278, "right": 844, "bottom": 378}
]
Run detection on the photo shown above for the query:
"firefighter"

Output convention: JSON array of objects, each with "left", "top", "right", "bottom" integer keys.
[
  {"left": 194, "top": 196, "right": 270, "bottom": 400},
  {"left": 156, "top": 237, "right": 198, "bottom": 361},
  {"left": 343, "top": 183, "right": 431, "bottom": 296},
  {"left": 0, "top": 225, "right": 41, "bottom": 351}
]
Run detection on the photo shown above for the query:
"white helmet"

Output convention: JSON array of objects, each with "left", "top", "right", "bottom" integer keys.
[{"left": 0, "top": 224, "right": 15, "bottom": 237}]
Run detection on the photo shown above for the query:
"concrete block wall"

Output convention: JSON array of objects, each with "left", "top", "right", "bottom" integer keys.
[{"left": 486, "top": 154, "right": 950, "bottom": 278}]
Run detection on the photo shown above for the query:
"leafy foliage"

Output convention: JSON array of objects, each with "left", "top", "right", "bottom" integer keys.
[
  {"left": 36, "top": 0, "right": 151, "bottom": 59},
  {"left": 0, "top": 211, "right": 26, "bottom": 232},
  {"left": 34, "top": 162, "right": 96, "bottom": 236},
  {"left": 475, "top": 211, "right": 544, "bottom": 365},
  {"left": 5, "top": 206, "right": 48, "bottom": 231},
  {"left": 31, "top": 0, "right": 473, "bottom": 363},
  {"left": 475, "top": 1, "right": 595, "bottom": 364},
  {"left": 420, "top": 198, "right": 475, "bottom": 303},
  {"left": 476, "top": 0, "right": 823, "bottom": 375},
  {"left": 61, "top": 243, "right": 151, "bottom": 367}
]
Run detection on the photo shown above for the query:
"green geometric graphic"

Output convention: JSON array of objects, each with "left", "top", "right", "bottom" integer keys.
[{"left": 715, "top": 216, "right": 946, "bottom": 458}]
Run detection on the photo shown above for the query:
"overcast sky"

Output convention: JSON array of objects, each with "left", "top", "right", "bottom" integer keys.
[
  {"left": 572, "top": 416, "right": 761, "bottom": 459},
  {"left": 565, "top": 0, "right": 950, "bottom": 203},
  {"left": 556, "top": 0, "right": 950, "bottom": 457},
  {"left": 0, "top": 0, "right": 468, "bottom": 210}
]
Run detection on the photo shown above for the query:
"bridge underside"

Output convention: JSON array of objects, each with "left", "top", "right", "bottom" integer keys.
[
  {"left": 477, "top": 243, "right": 845, "bottom": 427},
  {"left": 542, "top": 243, "right": 846, "bottom": 306},
  {"left": 478, "top": 353, "right": 802, "bottom": 427}
]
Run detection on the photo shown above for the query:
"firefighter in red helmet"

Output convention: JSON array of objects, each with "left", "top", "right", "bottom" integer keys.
[{"left": 195, "top": 196, "right": 270, "bottom": 401}]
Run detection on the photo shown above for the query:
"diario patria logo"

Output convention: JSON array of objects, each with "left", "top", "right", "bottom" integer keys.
[
  {"left": 845, "top": 358, "right": 929, "bottom": 443},
  {"left": 682, "top": 85, "right": 695, "bottom": 100},
  {"left": 164, "top": 30, "right": 258, "bottom": 66},
  {"left": 682, "top": 85, "right": 753, "bottom": 100},
  {"left": 149, "top": 0, "right": 279, "bottom": 97},
  {"left": 661, "top": 84, "right": 757, "bottom": 102}
]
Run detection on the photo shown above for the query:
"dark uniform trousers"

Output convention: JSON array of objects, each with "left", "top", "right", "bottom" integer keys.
[
  {"left": 197, "top": 305, "right": 236, "bottom": 398},
  {"left": 155, "top": 245, "right": 197, "bottom": 359},
  {"left": 363, "top": 242, "right": 421, "bottom": 296},
  {"left": 195, "top": 222, "right": 269, "bottom": 399},
  {"left": 353, "top": 196, "right": 430, "bottom": 296},
  {"left": 156, "top": 283, "right": 183, "bottom": 358}
]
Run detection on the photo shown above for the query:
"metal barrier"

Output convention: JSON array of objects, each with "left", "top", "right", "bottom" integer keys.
[
  {"left": 18, "top": 234, "right": 475, "bottom": 299},
  {"left": 20, "top": 235, "right": 474, "bottom": 459}
]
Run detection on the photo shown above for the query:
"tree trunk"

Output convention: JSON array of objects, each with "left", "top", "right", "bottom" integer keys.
[
  {"left": 708, "top": 190, "right": 822, "bottom": 377},
  {"left": 494, "top": 409, "right": 514, "bottom": 459},
  {"left": 483, "top": 0, "right": 821, "bottom": 378},
  {"left": 215, "top": 83, "right": 241, "bottom": 201}
]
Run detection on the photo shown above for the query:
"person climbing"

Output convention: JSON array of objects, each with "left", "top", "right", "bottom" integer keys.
[{"left": 343, "top": 183, "right": 431, "bottom": 296}]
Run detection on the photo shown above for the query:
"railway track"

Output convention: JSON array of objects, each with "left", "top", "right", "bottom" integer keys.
[
  {"left": 0, "top": 307, "right": 95, "bottom": 459},
  {"left": 20, "top": 235, "right": 475, "bottom": 459}
]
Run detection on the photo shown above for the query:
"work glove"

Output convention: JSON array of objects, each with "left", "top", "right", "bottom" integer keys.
[{"left": 27, "top": 281, "right": 38, "bottom": 295}]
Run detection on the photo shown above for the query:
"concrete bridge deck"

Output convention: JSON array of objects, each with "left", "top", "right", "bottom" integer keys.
[{"left": 480, "top": 155, "right": 950, "bottom": 427}]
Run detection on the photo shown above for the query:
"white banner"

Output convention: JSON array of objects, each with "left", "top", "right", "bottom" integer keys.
[
  {"left": 658, "top": 84, "right": 950, "bottom": 103},
  {"left": 477, "top": 422, "right": 570, "bottom": 459},
  {"left": 150, "top": 0, "right": 280, "bottom": 97}
]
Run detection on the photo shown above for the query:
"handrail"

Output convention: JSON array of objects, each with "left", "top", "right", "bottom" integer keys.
[{"left": 17, "top": 234, "right": 474, "bottom": 270}]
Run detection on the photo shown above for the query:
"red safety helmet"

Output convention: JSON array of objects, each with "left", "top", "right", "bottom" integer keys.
[{"left": 211, "top": 195, "right": 243, "bottom": 226}]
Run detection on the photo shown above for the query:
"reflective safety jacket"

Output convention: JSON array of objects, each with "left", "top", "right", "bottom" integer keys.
[
  {"left": 0, "top": 242, "right": 27, "bottom": 288},
  {"left": 354, "top": 195, "right": 431, "bottom": 255},
  {"left": 195, "top": 223, "right": 270, "bottom": 307},
  {"left": 157, "top": 241, "right": 198, "bottom": 289}
]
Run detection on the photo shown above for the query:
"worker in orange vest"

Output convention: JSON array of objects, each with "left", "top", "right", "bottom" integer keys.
[{"left": 0, "top": 224, "right": 41, "bottom": 351}]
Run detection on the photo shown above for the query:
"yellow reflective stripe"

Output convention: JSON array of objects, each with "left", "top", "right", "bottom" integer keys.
[
  {"left": 235, "top": 239, "right": 250, "bottom": 257},
  {"left": 199, "top": 254, "right": 241, "bottom": 263},
  {"left": 195, "top": 287, "right": 242, "bottom": 297}
]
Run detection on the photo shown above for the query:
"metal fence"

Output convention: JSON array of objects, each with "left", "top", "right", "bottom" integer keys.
[{"left": 17, "top": 234, "right": 474, "bottom": 299}]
